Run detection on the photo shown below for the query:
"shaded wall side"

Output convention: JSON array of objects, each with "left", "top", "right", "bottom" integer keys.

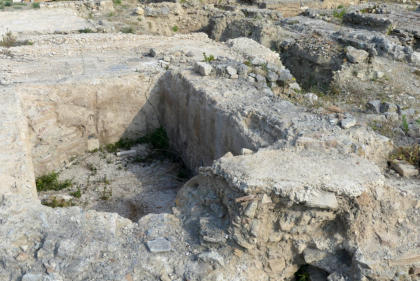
[{"left": 157, "top": 71, "right": 261, "bottom": 170}]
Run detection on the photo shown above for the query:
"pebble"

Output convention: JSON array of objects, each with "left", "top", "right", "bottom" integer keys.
[{"left": 340, "top": 117, "right": 357, "bottom": 129}]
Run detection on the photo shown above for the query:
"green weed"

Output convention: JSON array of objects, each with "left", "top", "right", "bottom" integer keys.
[
  {"left": 203, "top": 52, "right": 215, "bottom": 63},
  {"left": 36, "top": 172, "right": 72, "bottom": 192},
  {"left": 333, "top": 8, "right": 346, "bottom": 20},
  {"left": 401, "top": 115, "right": 409, "bottom": 134},
  {"left": 79, "top": 28, "right": 94, "bottom": 33},
  {"left": 121, "top": 26, "right": 134, "bottom": 34},
  {"left": 42, "top": 197, "right": 74, "bottom": 208},
  {"left": 70, "top": 188, "right": 82, "bottom": 198}
]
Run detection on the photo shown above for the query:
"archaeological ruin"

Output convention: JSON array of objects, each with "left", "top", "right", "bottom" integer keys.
[{"left": 0, "top": 0, "right": 419, "bottom": 280}]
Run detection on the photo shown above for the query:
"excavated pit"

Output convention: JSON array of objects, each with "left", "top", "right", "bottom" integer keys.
[{"left": 37, "top": 142, "right": 189, "bottom": 222}]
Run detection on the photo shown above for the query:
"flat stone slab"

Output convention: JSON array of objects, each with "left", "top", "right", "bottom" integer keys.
[
  {"left": 146, "top": 237, "right": 172, "bottom": 253},
  {"left": 0, "top": 9, "right": 92, "bottom": 36},
  {"left": 210, "top": 149, "right": 384, "bottom": 202},
  {"left": 391, "top": 160, "right": 419, "bottom": 178}
]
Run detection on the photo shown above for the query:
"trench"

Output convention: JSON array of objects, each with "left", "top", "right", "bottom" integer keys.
[{"left": 24, "top": 70, "right": 261, "bottom": 221}]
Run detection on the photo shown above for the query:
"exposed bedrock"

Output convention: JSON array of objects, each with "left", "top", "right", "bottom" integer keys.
[
  {"left": 18, "top": 75, "right": 161, "bottom": 176},
  {"left": 176, "top": 148, "right": 420, "bottom": 281}
]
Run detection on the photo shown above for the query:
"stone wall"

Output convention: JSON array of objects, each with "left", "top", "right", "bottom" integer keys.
[{"left": 0, "top": 89, "right": 37, "bottom": 200}]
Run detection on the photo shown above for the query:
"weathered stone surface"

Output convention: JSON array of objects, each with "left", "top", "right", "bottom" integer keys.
[
  {"left": 226, "top": 37, "right": 283, "bottom": 66},
  {"left": 346, "top": 46, "right": 369, "bottom": 64},
  {"left": 210, "top": 149, "right": 383, "bottom": 198},
  {"left": 146, "top": 237, "right": 172, "bottom": 253},
  {"left": 366, "top": 100, "right": 381, "bottom": 114},
  {"left": 391, "top": 160, "right": 419, "bottom": 178},
  {"left": 194, "top": 61, "right": 213, "bottom": 76},
  {"left": 198, "top": 251, "right": 225, "bottom": 266},
  {"left": 0, "top": 90, "right": 36, "bottom": 200},
  {"left": 0, "top": 9, "right": 92, "bottom": 36},
  {"left": 87, "top": 137, "right": 100, "bottom": 151},
  {"left": 340, "top": 117, "right": 357, "bottom": 129}
]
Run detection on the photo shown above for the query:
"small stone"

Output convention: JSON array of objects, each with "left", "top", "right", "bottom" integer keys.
[
  {"left": 304, "top": 93, "right": 318, "bottom": 104},
  {"left": 134, "top": 7, "right": 144, "bottom": 15},
  {"left": 380, "top": 102, "right": 398, "bottom": 113},
  {"left": 222, "top": 151, "right": 233, "bottom": 158},
  {"left": 390, "top": 160, "right": 419, "bottom": 178},
  {"left": 262, "top": 87, "right": 274, "bottom": 96},
  {"left": 226, "top": 66, "right": 237, "bottom": 77},
  {"left": 149, "top": 48, "right": 157, "bottom": 57},
  {"left": 244, "top": 200, "right": 258, "bottom": 218},
  {"left": 146, "top": 237, "right": 171, "bottom": 253},
  {"left": 277, "top": 69, "right": 293, "bottom": 81},
  {"left": 251, "top": 57, "right": 265, "bottom": 66},
  {"left": 237, "top": 64, "right": 249, "bottom": 76},
  {"left": 233, "top": 248, "right": 243, "bottom": 257},
  {"left": 186, "top": 51, "right": 194, "bottom": 57},
  {"left": 340, "top": 117, "right": 357, "bottom": 129},
  {"left": 198, "top": 251, "right": 225, "bottom": 266},
  {"left": 385, "top": 112, "right": 399, "bottom": 122},
  {"left": 346, "top": 46, "right": 369, "bottom": 63},
  {"left": 249, "top": 219, "right": 259, "bottom": 237},
  {"left": 160, "top": 274, "right": 170, "bottom": 281},
  {"left": 411, "top": 51, "right": 420, "bottom": 66},
  {"left": 289, "top": 82, "right": 301, "bottom": 92},
  {"left": 266, "top": 71, "right": 278, "bottom": 82},
  {"left": 329, "top": 118, "right": 339, "bottom": 125},
  {"left": 255, "top": 74, "right": 266, "bottom": 83},
  {"left": 327, "top": 272, "right": 346, "bottom": 281},
  {"left": 261, "top": 194, "right": 272, "bottom": 204},
  {"left": 366, "top": 100, "right": 381, "bottom": 114},
  {"left": 194, "top": 62, "right": 212, "bottom": 76},
  {"left": 116, "top": 150, "right": 137, "bottom": 157},
  {"left": 305, "top": 190, "right": 338, "bottom": 209},
  {"left": 374, "top": 71, "right": 384, "bottom": 79},
  {"left": 240, "top": 148, "right": 253, "bottom": 155}
]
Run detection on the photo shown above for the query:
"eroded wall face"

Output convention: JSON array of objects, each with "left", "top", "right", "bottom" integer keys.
[
  {"left": 0, "top": 89, "right": 37, "bottom": 200},
  {"left": 17, "top": 74, "right": 161, "bottom": 176},
  {"left": 157, "top": 71, "right": 261, "bottom": 170}
]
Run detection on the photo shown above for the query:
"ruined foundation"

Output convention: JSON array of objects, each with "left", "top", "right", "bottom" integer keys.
[{"left": 0, "top": 2, "right": 419, "bottom": 281}]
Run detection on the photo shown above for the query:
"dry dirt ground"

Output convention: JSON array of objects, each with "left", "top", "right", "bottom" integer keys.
[{"left": 39, "top": 144, "right": 188, "bottom": 222}]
